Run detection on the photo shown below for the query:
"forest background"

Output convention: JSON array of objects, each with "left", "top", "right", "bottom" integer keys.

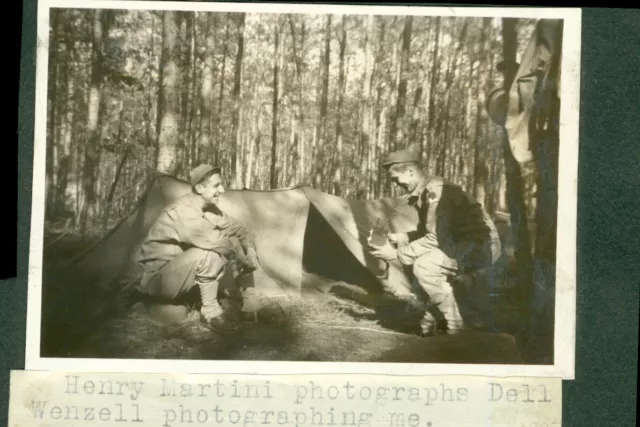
[{"left": 43, "top": 9, "right": 538, "bottom": 239}]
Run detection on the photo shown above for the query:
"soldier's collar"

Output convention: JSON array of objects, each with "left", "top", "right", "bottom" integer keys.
[
  {"left": 183, "top": 192, "right": 215, "bottom": 213},
  {"left": 407, "top": 178, "right": 427, "bottom": 205}
]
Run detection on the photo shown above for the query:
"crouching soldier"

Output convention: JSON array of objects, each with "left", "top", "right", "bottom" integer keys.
[
  {"left": 135, "top": 164, "right": 260, "bottom": 333},
  {"left": 369, "top": 148, "right": 502, "bottom": 336}
]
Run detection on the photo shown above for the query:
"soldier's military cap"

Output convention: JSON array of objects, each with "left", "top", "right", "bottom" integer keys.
[
  {"left": 189, "top": 164, "right": 222, "bottom": 186},
  {"left": 382, "top": 146, "right": 420, "bottom": 168}
]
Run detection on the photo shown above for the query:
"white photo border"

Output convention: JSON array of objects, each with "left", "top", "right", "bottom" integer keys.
[{"left": 25, "top": 0, "right": 581, "bottom": 379}]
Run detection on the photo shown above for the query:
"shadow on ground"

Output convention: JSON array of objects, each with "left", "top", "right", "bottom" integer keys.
[
  {"left": 67, "top": 290, "right": 526, "bottom": 365},
  {"left": 43, "top": 276, "right": 530, "bottom": 366},
  {"left": 40, "top": 234, "right": 550, "bottom": 366},
  {"left": 68, "top": 294, "right": 406, "bottom": 363}
]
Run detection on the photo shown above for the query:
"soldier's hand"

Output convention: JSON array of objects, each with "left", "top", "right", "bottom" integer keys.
[
  {"left": 388, "top": 232, "right": 409, "bottom": 247},
  {"left": 368, "top": 241, "right": 398, "bottom": 262},
  {"left": 246, "top": 247, "right": 260, "bottom": 270}
]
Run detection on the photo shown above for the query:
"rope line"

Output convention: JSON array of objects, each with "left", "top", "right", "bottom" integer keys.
[{"left": 304, "top": 323, "right": 410, "bottom": 337}]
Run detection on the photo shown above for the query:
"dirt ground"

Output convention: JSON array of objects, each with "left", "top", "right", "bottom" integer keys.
[
  {"left": 59, "top": 289, "right": 525, "bottom": 365},
  {"left": 40, "top": 232, "right": 552, "bottom": 366}
]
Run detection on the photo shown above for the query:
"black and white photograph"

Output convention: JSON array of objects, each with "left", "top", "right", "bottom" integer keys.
[{"left": 26, "top": 0, "right": 581, "bottom": 378}]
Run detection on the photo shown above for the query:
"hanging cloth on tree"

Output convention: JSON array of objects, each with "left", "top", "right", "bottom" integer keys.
[{"left": 486, "top": 19, "right": 563, "bottom": 164}]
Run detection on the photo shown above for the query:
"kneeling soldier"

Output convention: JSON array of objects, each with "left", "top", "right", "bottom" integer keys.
[
  {"left": 136, "top": 164, "right": 260, "bottom": 332},
  {"left": 369, "top": 148, "right": 502, "bottom": 336}
]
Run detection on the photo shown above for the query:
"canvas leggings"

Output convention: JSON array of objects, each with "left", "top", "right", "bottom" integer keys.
[
  {"left": 406, "top": 233, "right": 501, "bottom": 332},
  {"left": 139, "top": 248, "right": 228, "bottom": 320}
]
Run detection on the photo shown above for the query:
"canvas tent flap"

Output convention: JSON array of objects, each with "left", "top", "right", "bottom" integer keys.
[
  {"left": 59, "top": 175, "right": 424, "bottom": 301},
  {"left": 63, "top": 176, "right": 309, "bottom": 295},
  {"left": 61, "top": 175, "right": 193, "bottom": 291},
  {"left": 217, "top": 187, "right": 310, "bottom": 294},
  {"left": 302, "top": 187, "right": 419, "bottom": 297},
  {"left": 504, "top": 19, "right": 563, "bottom": 164}
]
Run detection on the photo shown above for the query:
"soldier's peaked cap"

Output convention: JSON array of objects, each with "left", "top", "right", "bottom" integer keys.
[
  {"left": 189, "top": 164, "right": 222, "bottom": 186},
  {"left": 382, "top": 146, "right": 419, "bottom": 168}
]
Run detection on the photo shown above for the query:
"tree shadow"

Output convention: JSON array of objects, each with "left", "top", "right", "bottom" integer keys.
[
  {"left": 299, "top": 198, "right": 535, "bottom": 363},
  {"left": 300, "top": 202, "right": 427, "bottom": 335}
]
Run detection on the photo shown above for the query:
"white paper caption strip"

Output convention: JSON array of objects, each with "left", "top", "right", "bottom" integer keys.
[{"left": 9, "top": 370, "right": 561, "bottom": 427}]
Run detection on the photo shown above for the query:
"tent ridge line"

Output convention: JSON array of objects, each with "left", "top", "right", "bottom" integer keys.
[
  {"left": 58, "top": 175, "right": 312, "bottom": 270},
  {"left": 63, "top": 172, "right": 160, "bottom": 269}
]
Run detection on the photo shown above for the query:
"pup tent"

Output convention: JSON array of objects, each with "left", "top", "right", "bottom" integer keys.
[
  {"left": 40, "top": 19, "right": 564, "bottom": 364},
  {"left": 52, "top": 174, "right": 520, "bottom": 302},
  {"left": 41, "top": 174, "right": 523, "bottom": 363},
  {"left": 55, "top": 174, "right": 423, "bottom": 299}
]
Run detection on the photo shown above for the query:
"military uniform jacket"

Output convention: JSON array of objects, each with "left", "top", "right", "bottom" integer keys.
[
  {"left": 137, "top": 192, "right": 256, "bottom": 279},
  {"left": 398, "top": 175, "right": 497, "bottom": 264}
]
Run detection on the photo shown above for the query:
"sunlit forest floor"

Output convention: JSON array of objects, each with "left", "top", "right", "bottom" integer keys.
[
  {"left": 41, "top": 229, "right": 551, "bottom": 366},
  {"left": 68, "top": 292, "right": 526, "bottom": 364}
]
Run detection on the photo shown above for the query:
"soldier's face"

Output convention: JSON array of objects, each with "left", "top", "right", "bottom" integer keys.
[
  {"left": 389, "top": 168, "right": 418, "bottom": 193},
  {"left": 196, "top": 173, "right": 225, "bottom": 205}
]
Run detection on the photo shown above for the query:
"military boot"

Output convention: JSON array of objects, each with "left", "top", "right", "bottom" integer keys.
[
  {"left": 198, "top": 279, "right": 238, "bottom": 334},
  {"left": 419, "top": 310, "right": 440, "bottom": 337},
  {"left": 438, "top": 292, "right": 467, "bottom": 334}
]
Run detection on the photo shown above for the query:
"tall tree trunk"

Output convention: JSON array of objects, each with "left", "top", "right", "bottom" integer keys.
[
  {"left": 55, "top": 39, "right": 76, "bottom": 219},
  {"left": 314, "top": 14, "right": 331, "bottom": 190},
  {"left": 408, "top": 82, "right": 423, "bottom": 154},
  {"left": 156, "top": 10, "right": 181, "bottom": 175},
  {"left": 269, "top": 18, "right": 281, "bottom": 189},
  {"left": 416, "top": 23, "right": 432, "bottom": 168},
  {"left": 534, "top": 34, "right": 561, "bottom": 268},
  {"left": 199, "top": 13, "right": 216, "bottom": 163},
  {"left": 246, "top": 82, "right": 261, "bottom": 188},
  {"left": 74, "top": 81, "right": 84, "bottom": 225},
  {"left": 369, "top": 81, "right": 382, "bottom": 198},
  {"left": 231, "top": 13, "right": 245, "bottom": 189},
  {"left": 426, "top": 16, "right": 441, "bottom": 173},
  {"left": 79, "top": 10, "right": 106, "bottom": 234},
  {"left": 530, "top": 20, "right": 563, "bottom": 351},
  {"left": 178, "top": 12, "right": 193, "bottom": 175},
  {"left": 214, "top": 15, "right": 230, "bottom": 165},
  {"left": 438, "top": 19, "right": 467, "bottom": 178},
  {"left": 288, "top": 114, "right": 297, "bottom": 187},
  {"left": 375, "top": 21, "right": 387, "bottom": 197},
  {"left": 46, "top": 9, "right": 62, "bottom": 215},
  {"left": 102, "top": 108, "right": 129, "bottom": 231},
  {"left": 288, "top": 16, "right": 307, "bottom": 185},
  {"left": 389, "top": 16, "right": 413, "bottom": 151},
  {"left": 332, "top": 16, "right": 347, "bottom": 196},
  {"left": 501, "top": 17, "right": 534, "bottom": 307},
  {"left": 187, "top": 13, "right": 198, "bottom": 170},
  {"left": 358, "top": 15, "right": 375, "bottom": 197},
  {"left": 474, "top": 18, "right": 490, "bottom": 207},
  {"left": 286, "top": 16, "right": 300, "bottom": 183},
  {"left": 277, "top": 32, "right": 286, "bottom": 188},
  {"left": 144, "top": 14, "right": 155, "bottom": 149}
]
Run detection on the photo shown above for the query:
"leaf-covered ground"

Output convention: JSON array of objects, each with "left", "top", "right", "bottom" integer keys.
[
  {"left": 40, "top": 232, "right": 551, "bottom": 366},
  {"left": 67, "top": 290, "right": 524, "bottom": 365}
]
